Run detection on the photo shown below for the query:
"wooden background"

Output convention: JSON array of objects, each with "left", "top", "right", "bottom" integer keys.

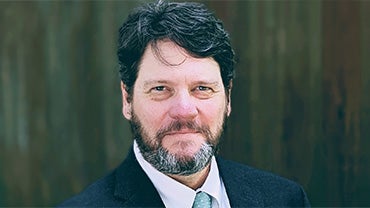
[{"left": 0, "top": 1, "right": 369, "bottom": 206}]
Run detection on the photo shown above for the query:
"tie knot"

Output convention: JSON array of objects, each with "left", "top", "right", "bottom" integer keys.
[{"left": 192, "top": 191, "right": 212, "bottom": 208}]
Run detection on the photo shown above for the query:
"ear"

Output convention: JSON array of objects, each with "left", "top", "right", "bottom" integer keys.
[
  {"left": 121, "top": 81, "right": 132, "bottom": 120},
  {"left": 226, "top": 80, "right": 233, "bottom": 117}
]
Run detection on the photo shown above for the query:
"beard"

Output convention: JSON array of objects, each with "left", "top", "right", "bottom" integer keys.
[{"left": 130, "top": 110, "right": 228, "bottom": 176}]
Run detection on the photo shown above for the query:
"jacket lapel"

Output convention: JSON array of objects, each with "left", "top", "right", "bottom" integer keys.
[
  {"left": 217, "top": 157, "right": 264, "bottom": 207},
  {"left": 112, "top": 149, "right": 263, "bottom": 207},
  {"left": 114, "top": 148, "right": 165, "bottom": 207}
]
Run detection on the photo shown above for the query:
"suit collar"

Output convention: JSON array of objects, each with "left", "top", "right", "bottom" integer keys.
[
  {"left": 113, "top": 147, "right": 263, "bottom": 207},
  {"left": 217, "top": 157, "right": 264, "bottom": 207},
  {"left": 114, "top": 147, "right": 165, "bottom": 207}
]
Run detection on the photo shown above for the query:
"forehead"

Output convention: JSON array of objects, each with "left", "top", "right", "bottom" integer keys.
[
  {"left": 138, "top": 41, "right": 221, "bottom": 78},
  {"left": 146, "top": 41, "right": 188, "bottom": 65}
]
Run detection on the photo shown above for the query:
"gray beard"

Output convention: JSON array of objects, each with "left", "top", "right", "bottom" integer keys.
[
  {"left": 129, "top": 105, "right": 227, "bottom": 176},
  {"left": 136, "top": 137, "right": 215, "bottom": 176}
]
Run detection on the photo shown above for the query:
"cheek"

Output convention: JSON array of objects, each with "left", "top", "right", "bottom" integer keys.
[
  {"left": 199, "top": 100, "right": 227, "bottom": 126},
  {"left": 133, "top": 101, "right": 168, "bottom": 133}
]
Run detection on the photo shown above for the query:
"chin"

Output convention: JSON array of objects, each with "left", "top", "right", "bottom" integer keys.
[
  {"left": 162, "top": 133, "right": 204, "bottom": 146},
  {"left": 163, "top": 139, "right": 204, "bottom": 157}
]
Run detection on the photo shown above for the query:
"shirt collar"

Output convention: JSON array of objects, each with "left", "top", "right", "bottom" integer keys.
[
  {"left": 197, "top": 155, "right": 223, "bottom": 206},
  {"left": 133, "top": 140, "right": 224, "bottom": 208}
]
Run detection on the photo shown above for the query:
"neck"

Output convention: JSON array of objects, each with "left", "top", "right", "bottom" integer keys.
[{"left": 167, "top": 164, "right": 211, "bottom": 190}]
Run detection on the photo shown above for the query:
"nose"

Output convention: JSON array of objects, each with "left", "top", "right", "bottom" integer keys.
[{"left": 168, "top": 90, "right": 198, "bottom": 120}]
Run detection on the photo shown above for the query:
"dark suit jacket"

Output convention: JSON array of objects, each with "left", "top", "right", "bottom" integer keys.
[{"left": 59, "top": 147, "right": 310, "bottom": 207}]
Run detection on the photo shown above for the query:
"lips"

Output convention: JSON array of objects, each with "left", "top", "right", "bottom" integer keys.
[
  {"left": 165, "top": 130, "right": 200, "bottom": 136},
  {"left": 155, "top": 121, "right": 206, "bottom": 140}
]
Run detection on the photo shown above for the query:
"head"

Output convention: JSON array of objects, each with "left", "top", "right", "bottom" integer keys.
[{"left": 118, "top": 1, "right": 235, "bottom": 176}]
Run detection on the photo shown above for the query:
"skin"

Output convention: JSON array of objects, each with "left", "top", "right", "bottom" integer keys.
[{"left": 121, "top": 40, "right": 231, "bottom": 189}]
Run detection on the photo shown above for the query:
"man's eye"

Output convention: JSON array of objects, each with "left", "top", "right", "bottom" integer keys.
[
  {"left": 197, "top": 86, "right": 212, "bottom": 91},
  {"left": 153, "top": 86, "right": 166, "bottom": 91},
  {"left": 193, "top": 86, "right": 215, "bottom": 99},
  {"left": 148, "top": 86, "right": 172, "bottom": 101}
]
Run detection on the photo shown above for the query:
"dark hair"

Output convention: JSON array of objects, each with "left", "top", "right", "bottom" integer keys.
[{"left": 117, "top": 1, "right": 235, "bottom": 100}]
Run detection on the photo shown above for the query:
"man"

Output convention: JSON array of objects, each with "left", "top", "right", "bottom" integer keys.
[{"left": 60, "top": 1, "right": 310, "bottom": 207}]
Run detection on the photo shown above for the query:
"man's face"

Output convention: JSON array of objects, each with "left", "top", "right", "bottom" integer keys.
[{"left": 121, "top": 40, "right": 231, "bottom": 175}]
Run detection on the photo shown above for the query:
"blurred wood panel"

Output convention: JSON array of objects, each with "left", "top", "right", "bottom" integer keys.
[
  {"left": 215, "top": 0, "right": 321, "bottom": 187},
  {"left": 322, "top": 1, "right": 362, "bottom": 206},
  {"left": 0, "top": 1, "right": 369, "bottom": 206}
]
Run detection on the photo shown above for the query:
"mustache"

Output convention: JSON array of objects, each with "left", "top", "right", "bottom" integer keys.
[{"left": 155, "top": 120, "right": 212, "bottom": 141}]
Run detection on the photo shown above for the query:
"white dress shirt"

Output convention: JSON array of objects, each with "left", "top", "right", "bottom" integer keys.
[{"left": 134, "top": 140, "right": 231, "bottom": 208}]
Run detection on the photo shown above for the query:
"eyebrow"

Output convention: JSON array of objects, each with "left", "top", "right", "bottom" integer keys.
[
  {"left": 142, "top": 80, "right": 222, "bottom": 89},
  {"left": 193, "top": 81, "right": 221, "bottom": 87},
  {"left": 143, "top": 80, "right": 172, "bottom": 89}
]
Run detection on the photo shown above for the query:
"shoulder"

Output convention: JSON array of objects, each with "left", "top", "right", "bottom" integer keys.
[
  {"left": 57, "top": 148, "right": 160, "bottom": 207},
  {"left": 57, "top": 170, "right": 120, "bottom": 207},
  {"left": 217, "top": 157, "right": 310, "bottom": 207},
  {"left": 218, "top": 157, "right": 297, "bottom": 187}
]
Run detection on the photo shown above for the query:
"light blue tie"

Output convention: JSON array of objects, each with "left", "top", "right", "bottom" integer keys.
[{"left": 192, "top": 191, "right": 212, "bottom": 208}]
